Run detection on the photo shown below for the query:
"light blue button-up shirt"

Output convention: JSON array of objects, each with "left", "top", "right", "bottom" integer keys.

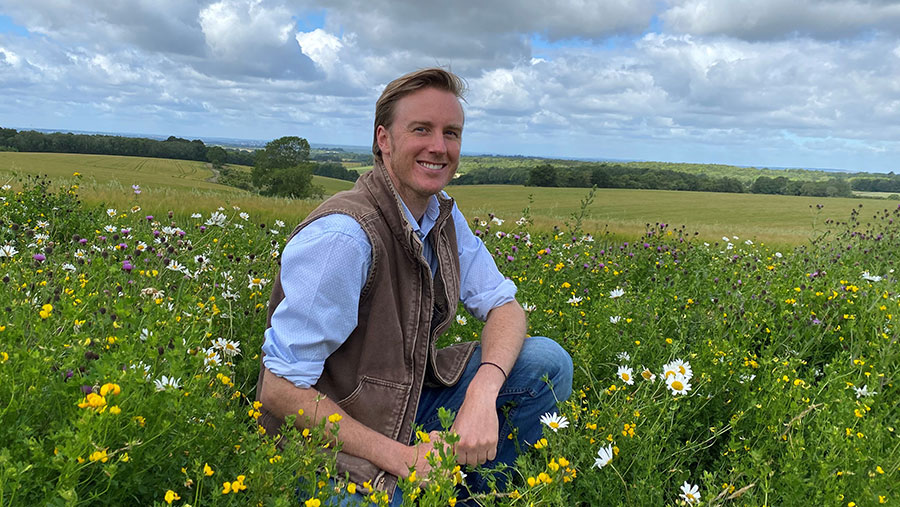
[{"left": 262, "top": 193, "right": 517, "bottom": 388}]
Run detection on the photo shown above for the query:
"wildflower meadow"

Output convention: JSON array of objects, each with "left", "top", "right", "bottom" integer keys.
[{"left": 0, "top": 174, "right": 897, "bottom": 506}]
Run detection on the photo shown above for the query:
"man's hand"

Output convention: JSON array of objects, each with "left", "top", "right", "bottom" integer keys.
[
  {"left": 403, "top": 430, "right": 448, "bottom": 480},
  {"left": 450, "top": 366, "right": 504, "bottom": 465}
]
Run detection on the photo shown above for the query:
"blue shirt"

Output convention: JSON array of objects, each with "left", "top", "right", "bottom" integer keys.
[{"left": 262, "top": 193, "right": 517, "bottom": 388}]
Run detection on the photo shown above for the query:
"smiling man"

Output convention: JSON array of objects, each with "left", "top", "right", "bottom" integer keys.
[{"left": 255, "top": 68, "right": 572, "bottom": 505}]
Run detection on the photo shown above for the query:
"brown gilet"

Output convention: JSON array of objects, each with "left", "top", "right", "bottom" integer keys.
[{"left": 255, "top": 161, "right": 477, "bottom": 497}]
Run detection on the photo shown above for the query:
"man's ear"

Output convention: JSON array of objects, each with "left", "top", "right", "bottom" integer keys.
[{"left": 376, "top": 125, "right": 391, "bottom": 157}]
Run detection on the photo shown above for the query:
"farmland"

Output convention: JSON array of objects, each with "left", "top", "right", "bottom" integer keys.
[
  {"left": 0, "top": 152, "right": 880, "bottom": 246},
  {"left": 0, "top": 175, "right": 900, "bottom": 505},
  {"left": 0, "top": 153, "right": 897, "bottom": 505}
]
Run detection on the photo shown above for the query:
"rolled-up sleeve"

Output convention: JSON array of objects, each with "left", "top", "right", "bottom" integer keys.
[
  {"left": 452, "top": 203, "right": 517, "bottom": 321},
  {"left": 261, "top": 214, "right": 371, "bottom": 388}
]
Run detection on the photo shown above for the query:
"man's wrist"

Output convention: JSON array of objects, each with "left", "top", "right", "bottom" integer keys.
[{"left": 467, "top": 366, "right": 505, "bottom": 396}]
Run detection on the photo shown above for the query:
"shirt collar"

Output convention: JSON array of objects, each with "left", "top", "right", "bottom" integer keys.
[{"left": 399, "top": 194, "right": 441, "bottom": 239}]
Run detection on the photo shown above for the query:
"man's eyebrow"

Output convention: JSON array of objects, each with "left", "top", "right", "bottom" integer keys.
[{"left": 407, "top": 120, "right": 463, "bottom": 131}]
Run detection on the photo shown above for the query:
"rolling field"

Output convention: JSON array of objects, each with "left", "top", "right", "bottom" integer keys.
[{"left": 0, "top": 152, "right": 882, "bottom": 246}]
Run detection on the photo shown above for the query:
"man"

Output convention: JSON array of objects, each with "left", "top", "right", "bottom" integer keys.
[{"left": 256, "top": 68, "right": 572, "bottom": 504}]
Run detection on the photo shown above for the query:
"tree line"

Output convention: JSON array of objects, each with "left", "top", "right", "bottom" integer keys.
[
  {"left": 0, "top": 128, "right": 359, "bottom": 196},
  {"left": 453, "top": 163, "right": 855, "bottom": 198},
  {"left": 0, "top": 127, "right": 256, "bottom": 166}
]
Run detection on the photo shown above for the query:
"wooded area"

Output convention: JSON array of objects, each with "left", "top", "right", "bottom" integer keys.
[{"left": 3, "top": 127, "right": 897, "bottom": 199}]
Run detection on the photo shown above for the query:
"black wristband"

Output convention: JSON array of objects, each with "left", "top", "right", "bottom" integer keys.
[{"left": 479, "top": 361, "right": 508, "bottom": 382}]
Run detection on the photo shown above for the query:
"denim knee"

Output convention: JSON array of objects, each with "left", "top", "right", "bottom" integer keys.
[{"left": 514, "top": 336, "right": 573, "bottom": 403}]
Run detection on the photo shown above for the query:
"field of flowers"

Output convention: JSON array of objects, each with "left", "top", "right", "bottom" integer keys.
[{"left": 0, "top": 174, "right": 897, "bottom": 506}]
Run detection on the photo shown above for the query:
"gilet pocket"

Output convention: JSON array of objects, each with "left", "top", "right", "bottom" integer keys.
[{"left": 337, "top": 376, "right": 411, "bottom": 439}]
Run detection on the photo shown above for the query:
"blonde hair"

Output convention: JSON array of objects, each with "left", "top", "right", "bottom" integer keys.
[{"left": 372, "top": 68, "right": 466, "bottom": 162}]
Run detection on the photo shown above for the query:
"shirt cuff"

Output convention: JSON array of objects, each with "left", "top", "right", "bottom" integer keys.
[{"left": 464, "top": 278, "right": 518, "bottom": 321}]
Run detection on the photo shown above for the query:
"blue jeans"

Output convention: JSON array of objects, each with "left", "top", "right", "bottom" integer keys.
[{"left": 320, "top": 336, "right": 573, "bottom": 506}]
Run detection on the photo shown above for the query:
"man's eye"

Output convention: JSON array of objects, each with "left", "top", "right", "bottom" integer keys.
[
  {"left": 413, "top": 127, "right": 427, "bottom": 133},
  {"left": 445, "top": 131, "right": 459, "bottom": 138}
]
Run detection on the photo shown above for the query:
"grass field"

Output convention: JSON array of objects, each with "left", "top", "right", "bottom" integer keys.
[{"left": 0, "top": 152, "right": 883, "bottom": 246}]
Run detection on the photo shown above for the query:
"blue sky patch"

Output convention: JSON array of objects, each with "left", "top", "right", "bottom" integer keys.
[{"left": 0, "top": 15, "right": 29, "bottom": 36}]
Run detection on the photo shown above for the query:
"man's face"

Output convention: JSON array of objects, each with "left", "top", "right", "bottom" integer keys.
[{"left": 376, "top": 87, "right": 464, "bottom": 215}]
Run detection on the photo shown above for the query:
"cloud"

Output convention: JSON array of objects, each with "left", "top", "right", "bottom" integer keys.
[
  {"left": 663, "top": 0, "right": 900, "bottom": 40},
  {"left": 198, "top": 0, "right": 318, "bottom": 78},
  {"left": 1, "top": 0, "right": 900, "bottom": 170}
]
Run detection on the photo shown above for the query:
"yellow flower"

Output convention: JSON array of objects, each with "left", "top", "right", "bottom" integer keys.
[
  {"left": 100, "top": 383, "right": 121, "bottom": 396},
  {"left": 304, "top": 499, "right": 321, "bottom": 507},
  {"left": 346, "top": 482, "right": 356, "bottom": 494},
  {"left": 164, "top": 490, "right": 180, "bottom": 504},
  {"left": 416, "top": 430, "right": 431, "bottom": 443},
  {"left": 222, "top": 482, "right": 232, "bottom": 495},
  {"left": 39, "top": 304, "right": 53, "bottom": 319},
  {"left": 0, "top": 352, "right": 8, "bottom": 363},
  {"left": 408, "top": 470, "right": 417, "bottom": 483},
  {"left": 109, "top": 405, "right": 121, "bottom": 415},
  {"left": 204, "top": 463, "right": 215, "bottom": 476},
  {"left": 559, "top": 457, "right": 570, "bottom": 467},
  {"left": 328, "top": 413, "right": 343, "bottom": 424},
  {"left": 89, "top": 449, "right": 108, "bottom": 463},
  {"left": 449, "top": 497, "right": 457, "bottom": 506},
  {"left": 77, "top": 393, "right": 107, "bottom": 410}
]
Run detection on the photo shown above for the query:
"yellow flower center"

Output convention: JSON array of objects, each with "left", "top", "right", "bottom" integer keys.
[
  {"left": 621, "top": 373, "right": 630, "bottom": 381},
  {"left": 671, "top": 381, "right": 684, "bottom": 390}
]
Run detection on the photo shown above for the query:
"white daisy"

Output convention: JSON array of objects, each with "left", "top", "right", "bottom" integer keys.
[
  {"left": 680, "top": 481, "right": 701, "bottom": 505},
  {"left": 662, "top": 359, "right": 693, "bottom": 381},
  {"left": 616, "top": 351, "right": 631, "bottom": 362},
  {"left": 106, "top": 208, "right": 117, "bottom": 218},
  {"left": 640, "top": 367, "right": 656, "bottom": 382},
  {"left": 247, "top": 275, "right": 268, "bottom": 290},
  {"left": 154, "top": 375, "right": 182, "bottom": 392},
  {"left": 567, "top": 296, "right": 583, "bottom": 304},
  {"left": 203, "top": 349, "right": 222, "bottom": 371},
  {"left": 205, "top": 212, "right": 227, "bottom": 227},
  {"left": 239, "top": 212, "right": 250, "bottom": 221},
  {"left": 539, "top": 412, "right": 569, "bottom": 432},
  {"left": 0, "top": 244, "right": 18, "bottom": 258},
  {"left": 666, "top": 373, "right": 692, "bottom": 395},
  {"left": 594, "top": 444, "right": 614, "bottom": 469},
  {"left": 104, "top": 225, "right": 117, "bottom": 233},
  {"left": 609, "top": 288, "right": 625, "bottom": 299},
  {"left": 609, "top": 315, "right": 621, "bottom": 324},
  {"left": 854, "top": 385, "right": 877, "bottom": 398},
  {"left": 617, "top": 365, "right": 634, "bottom": 385},
  {"left": 275, "top": 219, "right": 285, "bottom": 228},
  {"left": 491, "top": 217, "right": 504, "bottom": 225},
  {"left": 455, "top": 314, "right": 467, "bottom": 325},
  {"left": 191, "top": 213, "right": 202, "bottom": 219},
  {"left": 861, "top": 271, "right": 883, "bottom": 282}
]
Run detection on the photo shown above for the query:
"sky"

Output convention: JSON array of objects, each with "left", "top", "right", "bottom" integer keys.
[{"left": 1, "top": 1, "right": 900, "bottom": 173}]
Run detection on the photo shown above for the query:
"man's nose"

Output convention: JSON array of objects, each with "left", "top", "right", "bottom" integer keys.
[{"left": 427, "top": 132, "right": 447, "bottom": 154}]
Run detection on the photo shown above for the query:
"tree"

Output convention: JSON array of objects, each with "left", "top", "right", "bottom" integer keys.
[
  {"left": 207, "top": 146, "right": 227, "bottom": 168},
  {"left": 527, "top": 164, "right": 558, "bottom": 187},
  {"left": 252, "top": 136, "right": 319, "bottom": 198}
]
